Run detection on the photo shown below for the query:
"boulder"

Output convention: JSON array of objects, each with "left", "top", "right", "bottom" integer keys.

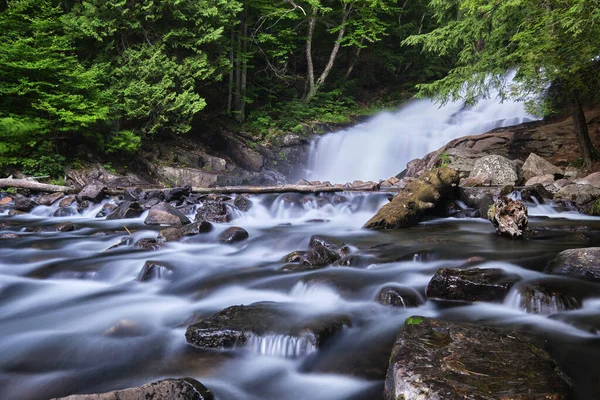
[
  {"left": 77, "top": 183, "right": 106, "bottom": 203},
  {"left": 95, "top": 203, "right": 117, "bottom": 218},
  {"left": 137, "top": 261, "right": 173, "bottom": 282},
  {"left": 525, "top": 174, "right": 555, "bottom": 186},
  {"left": 575, "top": 171, "right": 600, "bottom": 188},
  {"left": 59, "top": 197, "right": 76, "bottom": 207},
  {"left": 510, "top": 280, "right": 583, "bottom": 315},
  {"left": 51, "top": 378, "right": 213, "bottom": 400},
  {"left": 157, "top": 227, "right": 183, "bottom": 242},
  {"left": 384, "top": 317, "right": 573, "bottom": 400},
  {"left": 164, "top": 186, "right": 191, "bottom": 202},
  {"left": 55, "top": 222, "right": 75, "bottom": 232},
  {"left": 459, "top": 186, "right": 501, "bottom": 217},
  {"left": 487, "top": 197, "right": 528, "bottom": 238},
  {"left": 300, "top": 235, "right": 350, "bottom": 266},
  {"left": 520, "top": 183, "right": 553, "bottom": 203},
  {"left": 426, "top": 268, "right": 521, "bottom": 303},
  {"left": 133, "top": 238, "right": 162, "bottom": 251},
  {"left": 233, "top": 195, "right": 252, "bottom": 211},
  {"left": 545, "top": 247, "right": 600, "bottom": 282},
  {"left": 470, "top": 155, "right": 519, "bottom": 185},
  {"left": 554, "top": 184, "right": 600, "bottom": 213},
  {"left": 195, "top": 201, "right": 232, "bottom": 223},
  {"left": 0, "top": 196, "right": 12, "bottom": 206},
  {"left": 218, "top": 226, "right": 249, "bottom": 244},
  {"left": 180, "top": 221, "right": 213, "bottom": 235},
  {"left": 144, "top": 202, "right": 190, "bottom": 226},
  {"left": 522, "top": 153, "right": 563, "bottom": 181},
  {"left": 106, "top": 201, "right": 143, "bottom": 220},
  {"left": 375, "top": 287, "right": 422, "bottom": 308},
  {"left": 364, "top": 168, "right": 459, "bottom": 229},
  {"left": 14, "top": 195, "right": 37, "bottom": 212},
  {"left": 53, "top": 207, "right": 77, "bottom": 217},
  {"left": 185, "top": 302, "right": 350, "bottom": 350},
  {"left": 37, "top": 192, "right": 64, "bottom": 206}
]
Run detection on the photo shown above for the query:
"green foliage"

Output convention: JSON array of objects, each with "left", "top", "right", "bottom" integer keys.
[
  {"left": 105, "top": 130, "right": 141, "bottom": 154},
  {"left": 591, "top": 199, "right": 600, "bottom": 216},
  {"left": 406, "top": 316, "right": 424, "bottom": 325}
]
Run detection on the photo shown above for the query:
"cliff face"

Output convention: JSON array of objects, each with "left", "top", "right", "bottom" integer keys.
[{"left": 400, "top": 107, "right": 600, "bottom": 179}]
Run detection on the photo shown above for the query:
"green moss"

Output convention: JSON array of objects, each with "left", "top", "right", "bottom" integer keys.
[{"left": 590, "top": 199, "right": 600, "bottom": 216}]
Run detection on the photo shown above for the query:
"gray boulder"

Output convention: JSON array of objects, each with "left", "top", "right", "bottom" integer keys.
[
  {"left": 554, "top": 184, "right": 600, "bottom": 213},
  {"left": 545, "top": 247, "right": 600, "bottom": 282},
  {"left": 144, "top": 202, "right": 190, "bottom": 226},
  {"left": 470, "top": 155, "right": 519, "bottom": 185},
  {"left": 218, "top": 226, "right": 249, "bottom": 244},
  {"left": 522, "top": 153, "right": 563, "bottom": 181},
  {"left": 385, "top": 317, "right": 573, "bottom": 400},
  {"left": 426, "top": 268, "right": 521, "bottom": 302},
  {"left": 575, "top": 171, "right": 600, "bottom": 188},
  {"left": 51, "top": 378, "right": 213, "bottom": 400}
]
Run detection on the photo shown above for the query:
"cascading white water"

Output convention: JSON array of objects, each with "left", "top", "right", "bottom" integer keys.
[
  {"left": 307, "top": 89, "right": 537, "bottom": 183},
  {"left": 245, "top": 334, "right": 317, "bottom": 358}
]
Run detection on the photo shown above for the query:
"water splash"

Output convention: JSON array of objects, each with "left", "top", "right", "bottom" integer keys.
[{"left": 246, "top": 334, "right": 317, "bottom": 358}]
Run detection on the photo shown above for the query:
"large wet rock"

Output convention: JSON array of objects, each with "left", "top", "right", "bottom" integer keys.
[
  {"left": 137, "top": 261, "right": 173, "bottom": 282},
  {"left": 218, "top": 226, "right": 249, "bottom": 244},
  {"left": 300, "top": 235, "right": 350, "bottom": 266},
  {"left": 52, "top": 378, "right": 214, "bottom": 400},
  {"left": 459, "top": 186, "right": 501, "bottom": 217},
  {"left": 106, "top": 201, "right": 144, "bottom": 220},
  {"left": 14, "top": 195, "right": 37, "bottom": 212},
  {"left": 375, "top": 286, "right": 422, "bottom": 308},
  {"left": 144, "top": 202, "right": 190, "bottom": 226},
  {"left": 195, "top": 201, "right": 232, "bottom": 223},
  {"left": 384, "top": 317, "right": 573, "bottom": 400},
  {"left": 554, "top": 184, "right": 600, "bottom": 213},
  {"left": 487, "top": 197, "right": 528, "bottom": 238},
  {"left": 426, "top": 268, "right": 521, "bottom": 303},
  {"left": 37, "top": 192, "right": 64, "bottom": 206},
  {"left": 522, "top": 152, "right": 563, "bottom": 181},
  {"left": 95, "top": 203, "right": 117, "bottom": 218},
  {"left": 509, "top": 280, "right": 586, "bottom": 315},
  {"left": 76, "top": 183, "right": 106, "bottom": 203},
  {"left": 470, "top": 155, "right": 519, "bottom": 185},
  {"left": 185, "top": 302, "right": 350, "bottom": 350},
  {"left": 365, "top": 168, "right": 459, "bottom": 229},
  {"left": 545, "top": 248, "right": 600, "bottom": 282},
  {"left": 520, "top": 183, "right": 552, "bottom": 202}
]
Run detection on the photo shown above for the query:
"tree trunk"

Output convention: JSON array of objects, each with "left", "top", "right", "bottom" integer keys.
[
  {"left": 571, "top": 95, "right": 600, "bottom": 168},
  {"left": 227, "top": 28, "right": 234, "bottom": 115},
  {"left": 233, "top": 19, "right": 242, "bottom": 117},
  {"left": 238, "top": 5, "right": 248, "bottom": 123},
  {"left": 345, "top": 39, "right": 364, "bottom": 79},
  {"left": 0, "top": 179, "right": 79, "bottom": 194},
  {"left": 304, "top": 7, "right": 317, "bottom": 101}
]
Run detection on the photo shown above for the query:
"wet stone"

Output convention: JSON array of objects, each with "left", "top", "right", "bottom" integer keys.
[
  {"left": 218, "top": 226, "right": 249, "bottom": 244},
  {"left": 95, "top": 203, "right": 117, "bottom": 218},
  {"left": 144, "top": 201, "right": 190, "bottom": 226},
  {"left": 157, "top": 227, "right": 183, "bottom": 242},
  {"left": 180, "top": 221, "right": 213, "bottom": 235},
  {"left": 106, "top": 201, "right": 143, "bottom": 220},
  {"left": 53, "top": 207, "right": 77, "bottom": 217},
  {"left": 77, "top": 183, "right": 106, "bottom": 203},
  {"left": 133, "top": 238, "right": 163, "bottom": 251},
  {"left": 511, "top": 281, "right": 584, "bottom": 315},
  {"left": 55, "top": 222, "right": 75, "bottom": 232},
  {"left": 280, "top": 251, "right": 306, "bottom": 263},
  {"left": 14, "top": 195, "right": 37, "bottom": 212},
  {"left": 300, "top": 235, "right": 350, "bottom": 266},
  {"left": 185, "top": 302, "right": 351, "bottom": 350},
  {"left": 384, "top": 317, "right": 573, "bottom": 400},
  {"left": 0, "top": 233, "right": 19, "bottom": 239},
  {"left": 77, "top": 200, "right": 91, "bottom": 213},
  {"left": 164, "top": 186, "right": 192, "bottom": 202},
  {"left": 234, "top": 195, "right": 252, "bottom": 211},
  {"left": 137, "top": 261, "right": 173, "bottom": 282},
  {"left": 51, "top": 378, "right": 214, "bottom": 400},
  {"left": 426, "top": 268, "right": 521, "bottom": 303},
  {"left": 545, "top": 247, "right": 600, "bottom": 282},
  {"left": 37, "top": 192, "right": 64, "bottom": 206},
  {"left": 58, "top": 196, "right": 76, "bottom": 207},
  {"left": 195, "top": 201, "right": 232, "bottom": 223},
  {"left": 376, "top": 286, "right": 422, "bottom": 308}
]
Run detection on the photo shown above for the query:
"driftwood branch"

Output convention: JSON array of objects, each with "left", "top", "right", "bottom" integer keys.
[
  {"left": 191, "top": 184, "right": 345, "bottom": 194},
  {"left": 0, "top": 178, "right": 79, "bottom": 194}
]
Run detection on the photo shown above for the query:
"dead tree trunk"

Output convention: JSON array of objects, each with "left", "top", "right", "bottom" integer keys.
[
  {"left": 0, "top": 179, "right": 79, "bottom": 194},
  {"left": 571, "top": 94, "right": 600, "bottom": 168}
]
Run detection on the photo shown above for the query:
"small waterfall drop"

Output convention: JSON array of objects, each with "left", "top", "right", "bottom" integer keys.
[
  {"left": 245, "top": 334, "right": 317, "bottom": 358},
  {"left": 307, "top": 89, "right": 537, "bottom": 183}
]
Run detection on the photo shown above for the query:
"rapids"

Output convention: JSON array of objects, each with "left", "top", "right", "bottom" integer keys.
[{"left": 1, "top": 193, "right": 600, "bottom": 400}]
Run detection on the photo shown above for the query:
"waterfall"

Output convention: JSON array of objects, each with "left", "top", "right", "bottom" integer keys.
[{"left": 307, "top": 90, "right": 537, "bottom": 184}]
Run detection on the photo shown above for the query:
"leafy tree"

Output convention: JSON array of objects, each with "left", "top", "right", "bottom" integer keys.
[
  {"left": 0, "top": 0, "right": 110, "bottom": 175},
  {"left": 404, "top": 0, "right": 600, "bottom": 167}
]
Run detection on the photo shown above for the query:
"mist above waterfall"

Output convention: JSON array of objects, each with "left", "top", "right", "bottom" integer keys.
[{"left": 307, "top": 94, "right": 537, "bottom": 183}]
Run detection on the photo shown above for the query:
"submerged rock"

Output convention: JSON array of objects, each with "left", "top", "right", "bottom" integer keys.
[
  {"left": 384, "top": 317, "right": 573, "bottom": 400},
  {"left": 375, "top": 286, "right": 422, "bottom": 308},
  {"left": 218, "top": 226, "right": 249, "bottom": 244},
  {"left": 365, "top": 168, "right": 459, "bottom": 229},
  {"left": 137, "top": 261, "right": 173, "bottom": 282},
  {"left": 487, "top": 197, "right": 528, "bottom": 238},
  {"left": 133, "top": 238, "right": 163, "bottom": 251},
  {"left": 0, "top": 233, "right": 19, "bottom": 239},
  {"left": 426, "top": 268, "right": 521, "bottom": 303},
  {"left": 55, "top": 222, "right": 75, "bottom": 232},
  {"left": 545, "top": 247, "right": 600, "bottom": 282},
  {"left": 52, "top": 378, "right": 214, "bottom": 400},
  {"left": 144, "top": 202, "right": 190, "bottom": 226},
  {"left": 300, "top": 235, "right": 349, "bottom": 266},
  {"left": 185, "top": 302, "right": 350, "bottom": 350},
  {"left": 470, "top": 155, "right": 519, "bottom": 185},
  {"left": 509, "top": 281, "right": 582, "bottom": 315}
]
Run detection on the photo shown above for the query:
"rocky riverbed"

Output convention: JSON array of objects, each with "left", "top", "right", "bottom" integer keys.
[{"left": 2, "top": 167, "right": 600, "bottom": 399}]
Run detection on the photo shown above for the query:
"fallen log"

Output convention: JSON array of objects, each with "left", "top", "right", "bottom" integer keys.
[
  {"left": 190, "top": 184, "right": 346, "bottom": 194},
  {"left": 0, "top": 178, "right": 79, "bottom": 194}
]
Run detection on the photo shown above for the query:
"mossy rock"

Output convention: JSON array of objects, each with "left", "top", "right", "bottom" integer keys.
[{"left": 364, "top": 168, "right": 459, "bottom": 229}]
